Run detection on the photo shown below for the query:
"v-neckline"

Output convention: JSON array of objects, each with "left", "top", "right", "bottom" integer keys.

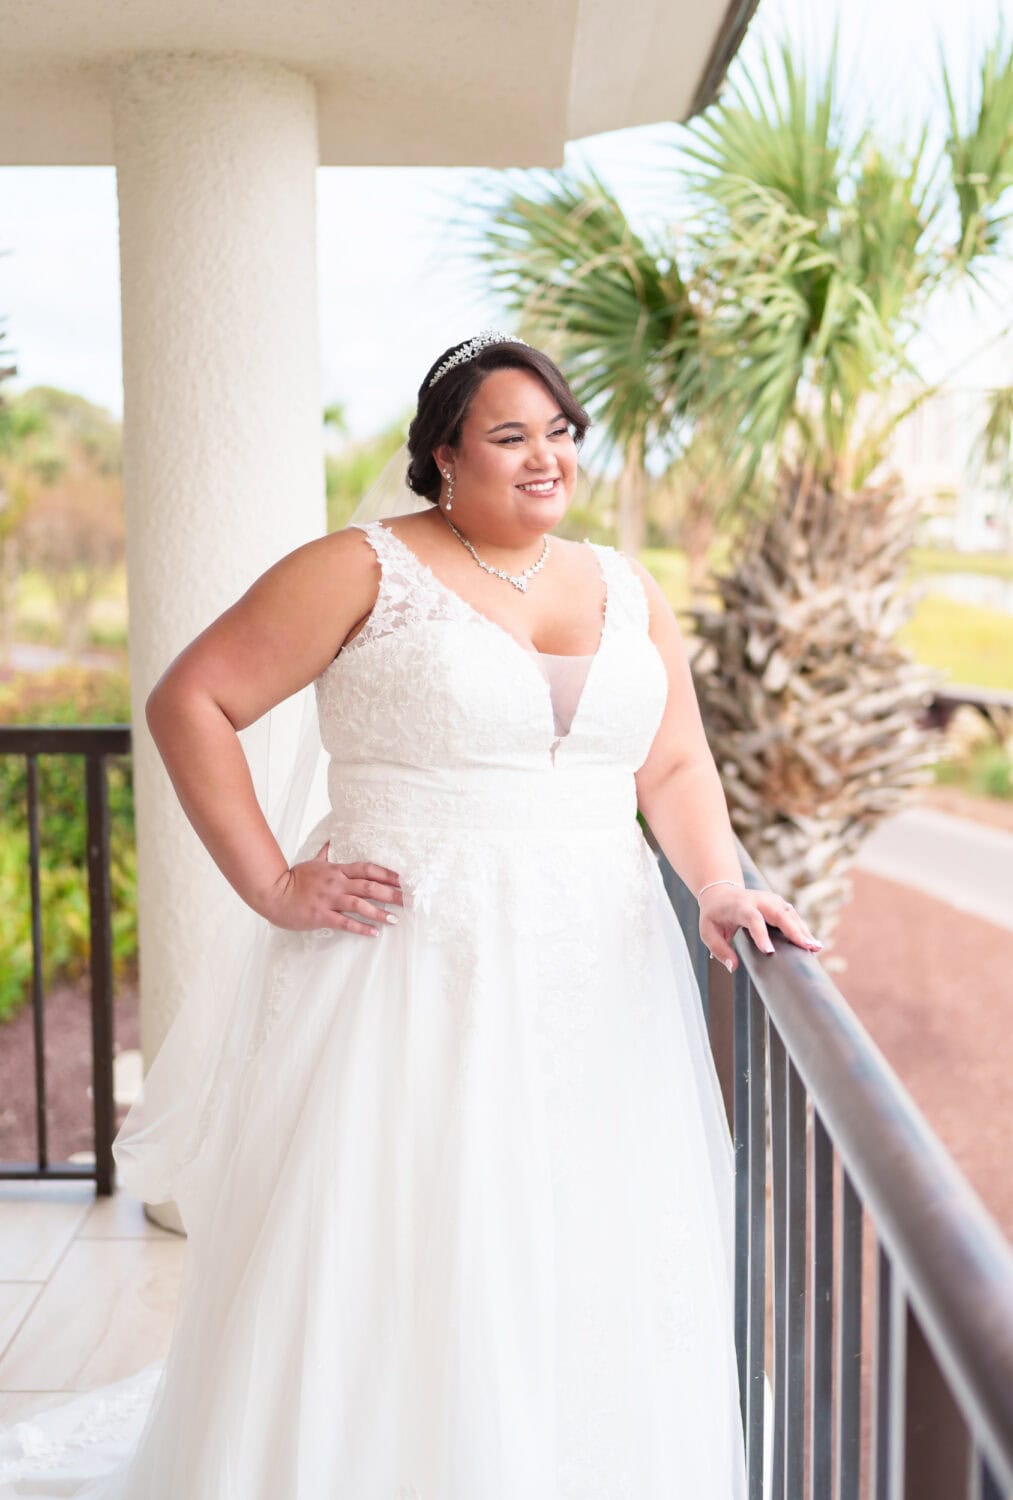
[
  {"left": 366, "top": 519, "right": 611, "bottom": 764},
  {"left": 371, "top": 519, "right": 610, "bottom": 662}
]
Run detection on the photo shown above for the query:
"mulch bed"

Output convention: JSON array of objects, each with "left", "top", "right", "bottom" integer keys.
[{"left": 0, "top": 976, "right": 140, "bottom": 1167}]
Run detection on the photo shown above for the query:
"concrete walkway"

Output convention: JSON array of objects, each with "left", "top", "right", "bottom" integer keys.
[{"left": 854, "top": 803, "right": 1013, "bottom": 933}]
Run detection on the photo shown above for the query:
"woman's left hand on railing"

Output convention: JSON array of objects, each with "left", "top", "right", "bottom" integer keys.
[{"left": 699, "top": 884, "right": 823, "bottom": 974}]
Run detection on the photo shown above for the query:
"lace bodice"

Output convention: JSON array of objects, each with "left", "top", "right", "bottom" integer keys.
[
  {"left": 314, "top": 519, "right": 668, "bottom": 779},
  {"left": 205, "top": 518, "right": 675, "bottom": 1117},
  {"left": 237, "top": 516, "right": 674, "bottom": 1058}
]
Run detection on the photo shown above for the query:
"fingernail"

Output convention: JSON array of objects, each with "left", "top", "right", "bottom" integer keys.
[
  {"left": 764, "top": 942, "right": 775, "bottom": 954},
  {"left": 386, "top": 913, "right": 399, "bottom": 924},
  {"left": 724, "top": 958, "right": 734, "bottom": 973}
]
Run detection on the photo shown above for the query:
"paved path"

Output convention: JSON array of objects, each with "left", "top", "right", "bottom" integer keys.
[
  {"left": 2, "top": 642, "right": 120, "bottom": 673},
  {"left": 854, "top": 803, "right": 1013, "bottom": 933}
]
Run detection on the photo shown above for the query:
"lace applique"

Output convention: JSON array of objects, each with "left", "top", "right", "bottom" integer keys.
[
  {"left": 312, "top": 519, "right": 669, "bottom": 780},
  {"left": 242, "top": 922, "right": 337, "bottom": 1066},
  {"left": 0, "top": 1363, "right": 162, "bottom": 1481},
  {"left": 345, "top": 519, "right": 649, "bottom": 654},
  {"left": 342, "top": 520, "right": 478, "bottom": 655},
  {"left": 238, "top": 816, "right": 657, "bottom": 1074}
]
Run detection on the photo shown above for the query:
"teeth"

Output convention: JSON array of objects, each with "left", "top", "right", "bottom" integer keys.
[{"left": 520, "top": 480, "right": 557, "bottom": 492}]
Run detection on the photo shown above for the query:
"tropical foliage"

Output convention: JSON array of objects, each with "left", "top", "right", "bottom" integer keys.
[{"left": 462, "top": 20, "right": 1013, "bottom": 951}]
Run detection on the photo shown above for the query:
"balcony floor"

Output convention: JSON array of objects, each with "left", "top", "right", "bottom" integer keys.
[{"left": 0, "top": 1180, "right": 185, "bottom": 1422}]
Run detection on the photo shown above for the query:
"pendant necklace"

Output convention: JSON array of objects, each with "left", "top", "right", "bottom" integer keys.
[{"left": 440, "top": 511, "right": 551, "bottom": 594}]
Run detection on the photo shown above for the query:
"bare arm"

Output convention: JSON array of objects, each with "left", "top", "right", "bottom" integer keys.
[
  {"left": 145, "top": 526, "right": 384, "bottom": 921},
  {"left": 629, "top": 556, "right": 821, "bottom": 967},
  {"left": 630, "top": 558, "right": 744, "bottom": 898}
]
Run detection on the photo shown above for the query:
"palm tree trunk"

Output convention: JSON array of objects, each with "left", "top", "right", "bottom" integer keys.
[
  {"left": 685, "top": 465, "right": 946, "bottom": 962},
  {"left": 618, "top": 436, "right": 646, "bottom": 556}
]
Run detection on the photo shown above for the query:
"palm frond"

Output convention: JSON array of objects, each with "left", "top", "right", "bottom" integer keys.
[
  {"left": 940, "top": 21, "right": 1013, "bottom": 268},
  {"left": 460, "top": 163, "right": 703, "bottom": 468}
]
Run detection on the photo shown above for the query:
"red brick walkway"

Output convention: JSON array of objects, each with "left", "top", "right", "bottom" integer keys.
[{"left": 830, "top": 858, "right": 1012, "bottom": 1245}]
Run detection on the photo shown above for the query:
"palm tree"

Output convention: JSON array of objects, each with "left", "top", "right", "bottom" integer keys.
[
  {"left": 462, "top": 21, "right": 1013, "bottom": 952},
  {"left": 972, "top": 383, "right": 1013, "bottom": 502}
]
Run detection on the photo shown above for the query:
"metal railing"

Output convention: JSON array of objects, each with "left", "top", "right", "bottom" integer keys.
[
  {"left": 0, "top": 723, "right": 131, "bottom": 1195},
  {"left": 656, "top": 838, "right": 1013, "bottom": 1500}
]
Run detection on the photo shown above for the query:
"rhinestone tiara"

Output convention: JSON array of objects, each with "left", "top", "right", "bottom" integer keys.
[{"left": 426, "top": 329, "right": 530, "bottom": 389}]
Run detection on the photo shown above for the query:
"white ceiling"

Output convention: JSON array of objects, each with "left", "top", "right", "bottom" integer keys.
[{"left": 0, "top": 0, "right": 756, "bottom": 166}]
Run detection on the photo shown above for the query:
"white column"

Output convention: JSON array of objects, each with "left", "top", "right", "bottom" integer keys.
[{"left": 111, "top": 54, "right": 325, "bottom": 1230}]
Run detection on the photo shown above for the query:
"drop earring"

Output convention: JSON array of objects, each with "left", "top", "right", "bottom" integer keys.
[{"left": 442, "top": 469, "right": 454, "bottom": 511}]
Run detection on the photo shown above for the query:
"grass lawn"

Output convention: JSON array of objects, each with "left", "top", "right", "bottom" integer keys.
[
  {"left": 896, "top": 594, "right": 1013, "bottom": 693},
  {"left": 909, "top": 546, "right": 1013, "bottom": 580},
  {"left": 639, "top": 547, "right": 1013, "bottom": 694}
]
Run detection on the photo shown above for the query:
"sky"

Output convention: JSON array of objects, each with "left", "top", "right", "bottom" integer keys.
[{"left": 1, "top": 0, "right": 1010, "bottom": 443}]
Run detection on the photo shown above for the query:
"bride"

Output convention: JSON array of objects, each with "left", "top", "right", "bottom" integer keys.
[{"left": 0, "top": 330, "right": 820, "bottom": 1498}]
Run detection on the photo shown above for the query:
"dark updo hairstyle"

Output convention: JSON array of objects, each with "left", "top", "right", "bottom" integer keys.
[{"left": 406, "top": 337, "right": 591, "bottom": 504}]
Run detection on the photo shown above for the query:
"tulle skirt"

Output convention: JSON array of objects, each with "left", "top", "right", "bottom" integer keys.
[{"left": 1, "top": 793, "right": 747, "bottom": 1499}]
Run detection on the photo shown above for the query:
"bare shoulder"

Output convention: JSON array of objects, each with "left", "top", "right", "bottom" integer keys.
[
  {"left": 246, "top": 522, "right": 382, "bottom": 617},
  {"left": 145, "top": 524, "right": 385, "bottom": 733}
]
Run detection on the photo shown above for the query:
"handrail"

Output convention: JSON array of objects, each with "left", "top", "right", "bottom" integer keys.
[
  {"left": 729, "top": 838, "right": 1013, "bottom": 1495},
  {"left": 648, "top": 806, "right": 1013, "bottom": 1498}
]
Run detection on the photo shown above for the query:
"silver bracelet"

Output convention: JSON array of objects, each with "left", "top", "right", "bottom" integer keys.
[{"left": 697, "top": 878, "right": 745, "bottom": 900}]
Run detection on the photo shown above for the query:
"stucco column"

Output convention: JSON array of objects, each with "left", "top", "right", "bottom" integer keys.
[{"left": 110, "top": 54, "right": 325, "bottom": 1231}]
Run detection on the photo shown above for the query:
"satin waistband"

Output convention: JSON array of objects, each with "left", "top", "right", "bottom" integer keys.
[{"left": 324, "top": 761, "right": 639, "bottom": 836}]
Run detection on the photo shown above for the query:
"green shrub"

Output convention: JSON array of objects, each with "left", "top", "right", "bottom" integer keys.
[
  {"left": 973, "top": 745, "right": 1012, "bottom": 799},
  {"left": 0, "top": 667, "right": 137, "bottom": 1022}
]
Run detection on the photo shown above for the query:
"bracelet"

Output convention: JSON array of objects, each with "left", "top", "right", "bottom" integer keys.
[{"left": 697, "top": 878, "right": 745, "bottom": 901}]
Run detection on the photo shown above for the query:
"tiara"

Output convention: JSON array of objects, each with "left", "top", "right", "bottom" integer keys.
[{"left": 427, "top": 329, "right": 530, "bottom": 389}]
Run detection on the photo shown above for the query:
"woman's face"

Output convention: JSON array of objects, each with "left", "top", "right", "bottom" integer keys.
[{"left": 432, "top": 367, "right": 578, "bottom": 540}]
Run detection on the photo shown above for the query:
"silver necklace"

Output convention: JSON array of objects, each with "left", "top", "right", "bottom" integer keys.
[{"left": 440, "top": 509, "right": 551, "bottom": 594}]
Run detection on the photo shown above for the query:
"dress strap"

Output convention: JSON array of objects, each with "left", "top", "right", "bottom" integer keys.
[
  {"left": 343, "top": 519, "right": 471, "bottom": 653},
  {"left": 588, "top": 543, "right": 650, "bottom": 634}
]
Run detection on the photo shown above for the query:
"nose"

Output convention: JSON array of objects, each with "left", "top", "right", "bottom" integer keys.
[{"left": 525, "top": 432, "right": 558, "bottom": 470}]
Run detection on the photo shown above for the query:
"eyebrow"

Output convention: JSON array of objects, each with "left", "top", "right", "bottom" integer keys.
[{"left": 485, "top": 411, "right": 567, "bottom": 435}]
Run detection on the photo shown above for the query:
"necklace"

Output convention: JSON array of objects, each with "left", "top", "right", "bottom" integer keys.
[{"left": 440, "top": 511, "right": 551, "bottom": 593}]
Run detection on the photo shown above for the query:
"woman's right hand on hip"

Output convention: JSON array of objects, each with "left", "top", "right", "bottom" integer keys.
[{"left": 262, "top": 841, "right": 404, "bottom": 936}]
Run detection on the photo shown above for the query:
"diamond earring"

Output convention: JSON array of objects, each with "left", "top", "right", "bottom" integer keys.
[{"left": 442, "top": 469, "right": 454, "bottom": 511}]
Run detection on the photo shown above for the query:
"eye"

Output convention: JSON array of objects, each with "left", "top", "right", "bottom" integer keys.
[{"left": 497, "top": 426, "right": 571, "bottom": 445}]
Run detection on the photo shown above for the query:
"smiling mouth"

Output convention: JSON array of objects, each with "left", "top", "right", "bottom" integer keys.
[{"left": 517, "top": 478, "right": 560, "bottom": 494}]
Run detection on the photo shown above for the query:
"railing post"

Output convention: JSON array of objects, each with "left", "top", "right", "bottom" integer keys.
[
  {"left": 746, "top": 972, "right": 768, "bottom": 1500},
  {"left": 25, "top": 751, "right": 49, "bottom": 1170},
  {"left": 836, "top": 1166, "right": 863, "bottom": 1500},
  {"left": 768, "top": 1012, "right": 787, "bottom": 1500},
  {"left": 85, "top": 751, "right": 117, "bottom": 1195},
  {"left": 903, "top": 1302, "right": 971, "bottom": 1499},
  {"left": 733, "top": 964, "right": 751, "bottom": 1450},
  {"left": 810, "top": 1107, "right": 834, "bottom": 1499}
]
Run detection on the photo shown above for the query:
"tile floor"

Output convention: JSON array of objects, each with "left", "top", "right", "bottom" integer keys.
[{"left": 0, "top": 1180, "right": 186, "bottom": 1421}]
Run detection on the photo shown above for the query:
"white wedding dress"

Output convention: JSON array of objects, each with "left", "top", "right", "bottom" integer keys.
[{"left": 0, "top": 518, "right": 748, "bottom": 1498}]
